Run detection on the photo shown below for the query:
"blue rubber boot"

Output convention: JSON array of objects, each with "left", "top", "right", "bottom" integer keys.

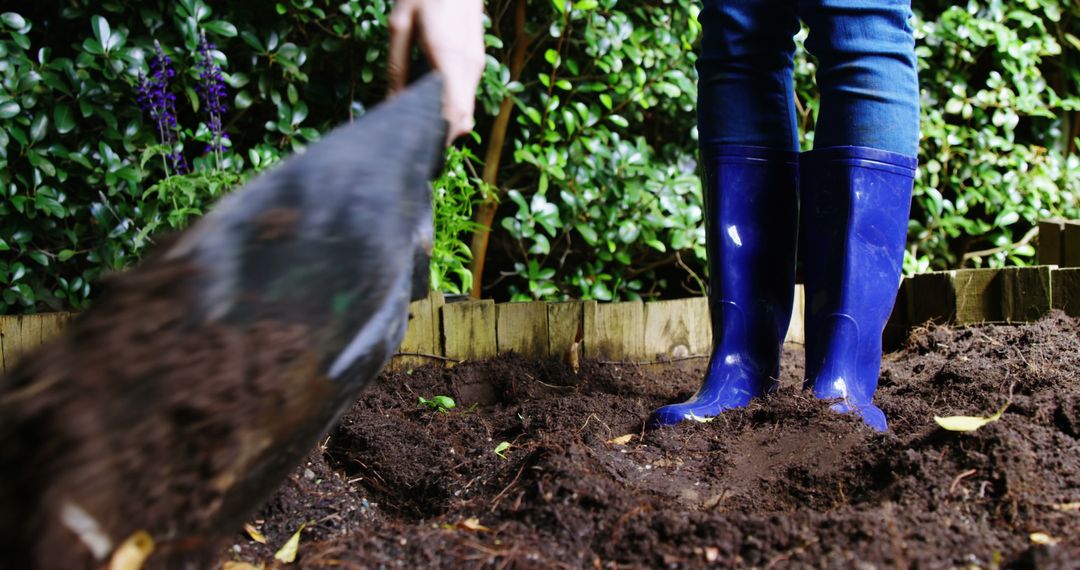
[
  {"left": 799, "top": 146, "right": 917, "bottom": 432},
  {"left": 650, "top": 145, "right": 798, "bottom": 427}
]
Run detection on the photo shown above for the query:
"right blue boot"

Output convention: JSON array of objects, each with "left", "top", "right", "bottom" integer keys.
[
  {"left": 799, "top": 146, "right": 917, "bottom": 432},
  {"left": 650, "top": 145, "right": 799, "bottom": 427}
]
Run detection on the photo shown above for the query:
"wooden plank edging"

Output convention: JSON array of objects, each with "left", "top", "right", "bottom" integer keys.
[{"left": 3, "top": 266, "right": 1080, "bottom": 372}]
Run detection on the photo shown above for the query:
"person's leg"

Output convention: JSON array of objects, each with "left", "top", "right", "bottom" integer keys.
[
  {"left": 651, "top": 0, "right": 801, "bottom": 426},
  {"left": 797, "top": 0, "right": 920, "bottom": 430},
  {"left": 799, "top": 0, "right": 920, "bottom": 155},
  {"left": 696, "top": 0, "right": 801, "bottom": 150}
]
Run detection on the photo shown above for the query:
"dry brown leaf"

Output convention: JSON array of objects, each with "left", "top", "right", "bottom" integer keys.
[
  {"left": 273, "top": 523, "right": 307, "bottom": 564},
  {"left": 244, "top": 523, "right": 267, "bottom": 544},
  {"left": 108, "top": 530, "right": 154, "bottom": 570},
  {"left": 222, "top": 563, "right": 264, "bottom": 570},
  {"left": 607, "top": 434, "right": 634, "bottom": 446},
  {"left": 934, "top": 404, "right": 1008, "bottom": 432},
  {"left": 1030, "top": 532, "right": 1059, "bottom": 545},
  {"left": 565, "top": 340, "right": 581, "bottom": 374},
  {"left": 456, "top": 517, "right": 491, "bottom": 532}
]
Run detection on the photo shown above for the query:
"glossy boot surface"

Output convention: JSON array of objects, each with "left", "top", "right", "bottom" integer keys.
[
  {"left": 800, "top": 146, "right": 916, "bottom": 431},
  {"left": 650, "top": 146, "right": 798, "bottom": 427}
]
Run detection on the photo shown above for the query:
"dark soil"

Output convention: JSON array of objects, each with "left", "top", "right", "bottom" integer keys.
[{"left": 227, "top": 312, "right": 1080, "bottom": 569}]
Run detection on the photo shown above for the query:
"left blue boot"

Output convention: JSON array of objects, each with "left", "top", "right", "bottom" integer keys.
[
  {"left": 650, "top": 145, "right": 799, "bottom": 427},
  {"left": 799, "top": 146, "right": 916, "bottom": 432}
]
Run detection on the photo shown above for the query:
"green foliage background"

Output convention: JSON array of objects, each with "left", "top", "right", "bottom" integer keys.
[{"left": 0, "top": 0, "right": 1077, "bottom": 312}]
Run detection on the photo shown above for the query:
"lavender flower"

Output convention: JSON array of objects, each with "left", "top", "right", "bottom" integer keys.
[
  {"left": 135, "top": 40, "right": 187, "bottom": 174},
  {"left": 195, "top": 30, "right": 228, "bottom": 165}
]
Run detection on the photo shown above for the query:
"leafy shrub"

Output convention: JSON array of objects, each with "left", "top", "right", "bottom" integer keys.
[
  {"left": 484, "top": 0, "right": 1079, "bottom": 299},
  {"left": 1, "top": 0, "right": 1077, "bottom": 313},
  {"left": 906, "top": 0, "right": 1080, "bottom": 271},
  {"left": 0, "top": 0, "right": 470, "bottom": 313},
  {"left": 431, "top": 144, "right": 494, "bottom": 295},
  {"left": 482, "top": 0, "right": 705, "bottom": 301}
]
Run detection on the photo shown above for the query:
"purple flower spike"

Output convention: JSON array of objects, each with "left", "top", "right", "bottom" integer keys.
[
  {"left": 196, "top": 30, "right": 229, "bottom": 161},
  {"left": 136, "top": 40, "right": 186, "bottom": 175}
]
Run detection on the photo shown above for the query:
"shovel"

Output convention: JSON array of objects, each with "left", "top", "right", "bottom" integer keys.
[{"left": 0, "top": 74, "right": 447, "bottom": 569}]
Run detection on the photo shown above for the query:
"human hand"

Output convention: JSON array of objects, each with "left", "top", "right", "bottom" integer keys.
[{"left": 388, "top": 0, "right": 486, "bottom": 141}]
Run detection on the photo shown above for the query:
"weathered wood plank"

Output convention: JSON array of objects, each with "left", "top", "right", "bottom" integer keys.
[
  {"left": 547, "top": 301, "right": 584, "bottom": 366},
  {"left": 390, "top": 291, "right": 445, "bottom": 371},
  {"left": 905, "top": 271, "right": 956, "bottom": 326},
  {"left": 1001, "top": 266, "right": 1053, "bottom": 323},
  {"left": 496, "top": 301, "right": 549, "bottom": 359},
  {"left": 1038, "top": 219, "right": 1066, "bottom": 266},
  {"left": 442, "top": 299, "right": 497, "bottom": 362},
  {"left": 583, "top": 300, "right": 644, "bottom": 361},
  {"left": 883, "top": 279, "right": 909, "bottom": 351},
  {"left": 784, "top": 285, "right": 805, "bottom": 346},
  {"left": 1064, "top": 221, "right": 1080, "bottom": 268},
  {"left": 953, "top": 269, "right": 1003, "bottom": 324},
  {"left": 643, "top": 297, "right": 710, "bottom": 361},
  {"left": 1051, "top": 267, "right": 1080, "bottom": 317},
  {"left": 0, "top": 313, "right": 70, "bottom": 373}
]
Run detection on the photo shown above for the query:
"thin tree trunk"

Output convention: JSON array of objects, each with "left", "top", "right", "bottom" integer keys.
[{"left": 469, "top": 0, "right": 530, "bottom": 298}]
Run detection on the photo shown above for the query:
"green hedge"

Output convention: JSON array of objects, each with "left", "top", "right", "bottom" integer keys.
[{"left": 0, "top": 0, "right": 1077, "bottom": 312}]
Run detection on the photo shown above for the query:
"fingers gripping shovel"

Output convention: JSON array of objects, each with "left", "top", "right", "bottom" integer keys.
[{"left": 0, "top": 74, "right": 447, "bottom": 569}]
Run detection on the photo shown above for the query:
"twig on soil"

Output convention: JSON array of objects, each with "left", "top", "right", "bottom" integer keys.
[
  {"left": 883, "top": 502, "right": 909, "bottom": 570},
  {"left": 598, "top": 355, "right": 708, "bottom": 366},
  {"left": 764, "top": 537, "right": 819, "bottom": 569},
  {"left": 977, "top": 330, "right": 1033, "bottom": 372},
  {"left": 975, "top": 330, "right": 1004, "bottom": 347},
  {"left": 949, "top": 469, "right": 978, "bottom": 494},
  {"left": 394, "top": 351, "right": 463, "bottom": 363},
  {"left": 489, "top": 451, "right": 536, "bottom": 512},
  {"left": 578, "top": 413, "right": 613, "bottom": 437},
  {"left": 608, "top": 504, "right": 651, "bottom": 547},
  {"left": 525, "top": 372, "right": 576, "bottom": 391}
]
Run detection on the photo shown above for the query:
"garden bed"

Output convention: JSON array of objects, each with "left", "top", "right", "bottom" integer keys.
[{"left": 226, "top": 311, "right": 1080, "bottom": 568}]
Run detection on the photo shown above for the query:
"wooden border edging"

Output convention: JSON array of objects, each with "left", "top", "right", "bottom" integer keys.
[
  {"left": 1037, "top": 219, "right": 1080, "bottom": 268},
  {"left": 3, "top": 266, "right": 1080, "bottom": 372},
  {"left": 0, "top": 313, "right": 72, "bottom": 374}
]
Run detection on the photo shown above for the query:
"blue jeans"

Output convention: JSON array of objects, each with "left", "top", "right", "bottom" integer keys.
[{"left": 696, "top": 0, "right": 920, "bottom": 156}]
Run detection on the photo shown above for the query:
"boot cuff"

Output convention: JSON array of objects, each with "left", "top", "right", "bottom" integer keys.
[
  {"left": 701, "top": 144, "right": 799, "bottom": 165},
  {"left": 802, "top": 146, "right": 918, "bottom": 176}
]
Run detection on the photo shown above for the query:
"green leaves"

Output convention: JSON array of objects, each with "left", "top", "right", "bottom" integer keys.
[
  {"left": 53, "top": 104, "right": 75, "bottom": 134},
  {"left": 498, "top": 0, "right": 704, "bottom": 302},
  {"left": 1, "top": 0, "right": 1076, "bottom": 316},
  {"left": 418, "top": 395, "right": 457, "bottom": 414},
  {"left": 1, "top": 12, "right": 26, "bottom": 29},
  {"left": 0, "top": 99, "right": 19, "bottom": 119},
  {"left": 203, "top": 20, "right": 238, "bottom": 38},
  {"left": 91, "top": 15, "right": 111, "bottom": 52},
  {"left": 430, "top": 146, "right": 490, "bottom": 295},
  {"left": 905, "top": 2, "right": 1080, "bottom": 274}
]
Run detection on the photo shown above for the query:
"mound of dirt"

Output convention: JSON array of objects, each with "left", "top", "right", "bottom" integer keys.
[{"left": 226, "top": 312, "right": 1080, "bottom": 569}]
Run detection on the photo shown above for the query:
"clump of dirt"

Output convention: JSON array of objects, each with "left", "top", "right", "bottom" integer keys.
[{"left": 228, "top": 312, "right": 1080, "bottom": 568}]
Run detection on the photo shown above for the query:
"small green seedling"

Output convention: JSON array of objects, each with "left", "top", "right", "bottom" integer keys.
[
  {"left": 418, "top": 395, "right": 457, "bottom": 413},
  {"left": 493, "top": 441, "right": 512, "bottom": 459}
]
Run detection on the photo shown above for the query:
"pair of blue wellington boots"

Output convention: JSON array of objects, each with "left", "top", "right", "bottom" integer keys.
[{"left": 650, "top": 145, "right": 917, "bottom": 431}]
